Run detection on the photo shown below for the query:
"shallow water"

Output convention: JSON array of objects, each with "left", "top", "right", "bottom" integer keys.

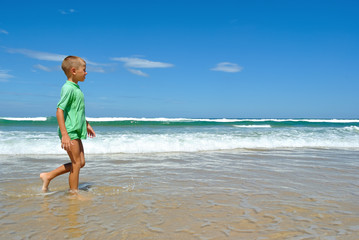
[{"left": 1, "top": 149, "right": 358, "bottom": 239}]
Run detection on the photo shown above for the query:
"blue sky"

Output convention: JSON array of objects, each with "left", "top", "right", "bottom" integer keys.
[{"left": 0, "top": 0, "right": 358, "bottom": 118}]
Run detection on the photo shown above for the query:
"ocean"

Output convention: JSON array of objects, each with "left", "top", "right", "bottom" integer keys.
[
  {"left": 1, "top": 117, "right": 359, "bottom": 154},
  {"left": 1, "top": 117, "right": 359, "bottom": 239}
]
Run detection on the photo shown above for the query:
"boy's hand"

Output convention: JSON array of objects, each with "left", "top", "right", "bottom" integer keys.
[
  {"left": 87, "top": 124, "right": 96, "bottom": 138},
  {"left": 61, "top": 134, "right": 73, "bottom": 151}
]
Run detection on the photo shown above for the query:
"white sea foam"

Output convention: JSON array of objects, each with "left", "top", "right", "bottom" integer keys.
[
  {"left": 85, "top": 117, "right": 243, "bottom": 122},
  {"left": 232, "top": 119, "right": 359, "bottom": 123},
  {"left": 344, "top": 126, "right": 359, "bottom": 131},
  {"left": 1, "top": 128, "right": 358, "bottom": 155},
  {"left": 85, "top": 117, "right": 359, "bottom": 123},
  {"left": 234, "top": 125, "right": 271, "bottom": 128},
  {"left": 1, "top": 116, "right": 358, "bottom": 124},
  {"left": 86, "top": 117, "right": 187, "bottom": 122},
  {"left": 0, "top": 117, "right": 48, "bottom": 121}
]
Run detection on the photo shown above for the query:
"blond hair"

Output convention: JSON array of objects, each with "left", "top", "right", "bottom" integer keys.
[{"left": 61, "top": 56, "right": 86, "bottom": 78}]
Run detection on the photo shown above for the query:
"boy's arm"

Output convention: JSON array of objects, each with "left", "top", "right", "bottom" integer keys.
[
  {"left": 86, "top": 121, "right": 96, "bottom": 138},
  {"left": 56, "top": 108, "right": 72, "bottom": 150}
]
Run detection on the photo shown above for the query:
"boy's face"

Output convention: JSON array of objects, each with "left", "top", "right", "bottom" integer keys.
[{"left": 74, "top": 63, "right": 87, "bottom": 82}]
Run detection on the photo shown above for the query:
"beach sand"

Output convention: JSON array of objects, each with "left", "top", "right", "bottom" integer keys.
[{"left": 1, "top": 149, "right": 358, "bottom": 239}]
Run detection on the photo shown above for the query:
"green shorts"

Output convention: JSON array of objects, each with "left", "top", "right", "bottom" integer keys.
[{"left": 58, "top": 128, "right": 87, "bottom": 140}]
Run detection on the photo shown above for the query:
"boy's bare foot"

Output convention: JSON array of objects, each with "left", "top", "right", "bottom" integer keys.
[
  {"left": 68, "top": 190, "right": 91, "bottom": 201},
  {"left": 40, "top": 173, "right": 51, "bottom": 192}
]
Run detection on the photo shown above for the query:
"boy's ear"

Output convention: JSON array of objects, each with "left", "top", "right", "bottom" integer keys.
[{"left": 70, "top": 67, "right": 77, "bottom": 75}]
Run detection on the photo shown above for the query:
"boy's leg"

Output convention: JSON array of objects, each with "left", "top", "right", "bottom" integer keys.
[
  {"left": 40, "top": 139, "right": 85, "bottom": 192},
  {"left": 40, "top": 163, "right": 72, "bottom": 192},
  {"left": 67, "top": 139, "right": 85, "bottom": 192}
]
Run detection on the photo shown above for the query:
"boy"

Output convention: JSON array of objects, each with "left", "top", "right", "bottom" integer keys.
[{"left": 40, "top": 56, "right": 96, "bottom": 194}]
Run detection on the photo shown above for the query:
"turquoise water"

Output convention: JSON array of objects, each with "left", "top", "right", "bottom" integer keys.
[{"left": 0, "top": 117, "right": 359, "bottom": 155}]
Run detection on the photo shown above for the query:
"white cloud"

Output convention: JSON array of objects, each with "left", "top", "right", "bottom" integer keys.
[
  {"left": 7, "top": 48, "right": 67, "bottom": 62},
  {"left": 0, "top": 29, "right": 8, "bottom": 35},
  {"left": 33, "top": 64, "right": 106, "bottom": 73},
  {"left": 127, "top": 68, "right": 148, "bottom": 77},
  {"left": 83, "top": 59, "right": 108, "bottom": 66},
  {"left": 87, "top": 66, "right": 106, "bottom": 73},
  {"left": 211, "top": 62, "right": 243, "bottom": 73},
  {"left": 33, "top": 64, "right": 52, "bottom": 72},
  {"left": 0, "top": 70, "right": 14, "bottom": 82},
  {"left": 111, "top": 56, "right": 173, "bottom": 77},
  {"left": 59, "top": 9, "right": 76, "bottom": 15},
  {"left": 112, "top": 57, "right": 174, "bottom": 69},
  {"left": 6, "top": 48, "right": 106, "bottom": 68}
]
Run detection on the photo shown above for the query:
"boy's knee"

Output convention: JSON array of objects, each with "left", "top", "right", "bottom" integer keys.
[
  {"left": 81, "top": 162, "right": 85, "bottom": 168},
  {"left": 72, "top": 163, "right": 81, "bottom": 170}
]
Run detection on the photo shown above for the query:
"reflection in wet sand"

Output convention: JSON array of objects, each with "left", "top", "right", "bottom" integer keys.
[{"left": 0, "top": 149, "right": 359, "bottom": 239}]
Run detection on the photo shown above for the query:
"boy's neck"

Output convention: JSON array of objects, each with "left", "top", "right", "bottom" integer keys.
[{"left": 67, "top": 78, "right": 79, "bottom": 84}]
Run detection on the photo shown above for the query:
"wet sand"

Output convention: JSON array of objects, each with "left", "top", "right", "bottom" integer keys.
[{"left": 1, "top": 149, "right": 358, "bottom": 239}]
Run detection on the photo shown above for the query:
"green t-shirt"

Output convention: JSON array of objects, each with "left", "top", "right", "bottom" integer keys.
[{"left": 57, "top": 81, "right": 87, "bottom": 140}]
